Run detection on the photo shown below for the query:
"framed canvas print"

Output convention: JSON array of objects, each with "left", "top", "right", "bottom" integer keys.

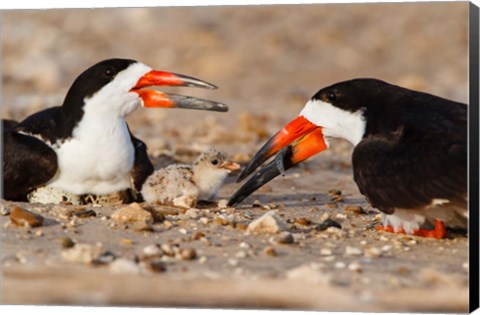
[{"left": 1, "top": 1, "right": 479, "bottom": 314}]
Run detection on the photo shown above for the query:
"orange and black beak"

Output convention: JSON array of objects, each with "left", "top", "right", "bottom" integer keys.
[
  {"left": 228, "top": 115, "right": 328, "bottom": 206},
  {"left": 130, "top": 70, "right": 228, "bottom": 112}
]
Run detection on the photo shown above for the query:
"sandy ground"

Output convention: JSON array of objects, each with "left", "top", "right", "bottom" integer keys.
[{"left": 1, "top": 3, "right": 470, "bottom": 312}]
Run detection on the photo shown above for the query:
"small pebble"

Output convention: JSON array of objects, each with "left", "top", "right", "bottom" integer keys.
[
  {"left": 264, "top": 246, "right": 277, "bottom": 256},
  {"left": 120, "top": 238, "right": 133, "bottom": 246},
  {"left": 191, "top": 231, "right": 206, "bottom": 240},
  {"left": 185, "top": 208, "right": 199, "bottom": 219},
  {"left": 294, "top": 217, "right": 312, "bottom": 226},
  {"left": 74, "top": 209, "right": 97, "bottom": 218},
  {"left": 315, "top": 218, "right": 342, "bottom": 231},
  {"left": 345, "top": 246, "right": 363, "bottom": 256},
  {"left": 364, "top": 247, "right": 382, "bottom": 258},
  {"left": 51, "top": 205, "right": 74, "bottom": 219},
  {"left": 252, "top": 200, "right": 262, "bottom": 207},
  {"left": 326, "top": 203, "right": 338, "bottom": 209},
  {"left": 164, "top": 220, "right": 174, "bottom": 228},
  {"left": 10, "top": 206, "right": 44, "bottom": 228},
  {"left": 141, "top": 258, "right": 167, "bottom": 273},
  {"left": 236, "top": 223, "right": 248, "bottom": 230},
  {"left": 344, "top": 205, "right": 366, "bottom": 215},
  {"left": 248, "top": 210, "right": 289, "bottom": 234},
  {"left": 379, "top": 235, "right": 390, "bottom": 242},
  {"left": 320, "top": 248, "right": 332, "bottom": 256},
  {"left": 286, "top": 263, "right": 331, "bottom": 284},
  {"left": 67, "top": 218, "right": 78, "bottom": 228},
  {"left": 330, "top": 195, "right": 344, "bottom": 203},
  {"left": 143, "top": 244, "right": 162, "bottom": 257},
  {"left": 199, "top": 217, "right": 210, "bottom": 225},
  {"left": 217, "top": 199, "right": 229, "bottom": 209},
  {"left": 59, "top": 237, "right": 75, "bottom": 249},
  {"left": 35, "top": 230, "right": 44, "bottom": 237},
  {"left": 235, "top": 251, "right": 248, "bottom": 259},
  {"left": 214, "top": 216, "right": 229, "bottom": 226},
  {"left": 348, "top": 261, "right": 362, "bottom": 272},
  {"left": 62, "top": 243, "right": 102, "bottom": 264},
  {"left": 335, "top": 262, "right": 346, "bottom": 269},
  {"left": 266, "top": 203, "right": 278, "bottom": 209},
  {"left": 381, "top": 245, "right": 392, "bottom": 252},
  {"left": 179, "top": 228, "right": 188, "bottom": 235},
  {"left": 111, "top": 203, "right": 154, "bottom": 225},
  {"left": 94, "top": 251, "right": 116, "bottom": 265},
  {"left": 179, "top": 248, "right": 197, "bottom": 260},
  {"left": 161, "top": 244, "right": 176, "bottom": 256},
  {"left": 110, "top": 258, "right": 141, "bottom": 274},
  {"left": 239, "top": 242, "right": 251, "bottom": 249},
  {"left": 0, "top": 204, "right": 10, "bottom": 216},
  {"left": 328, "top": 189, "right": 342, "bottom": 196},
  {"left": 276, "top": 232, "right": 295, "bottom": 244}
]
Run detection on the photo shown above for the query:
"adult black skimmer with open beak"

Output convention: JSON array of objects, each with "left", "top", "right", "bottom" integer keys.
[
  {"left": 3, "top": 58, "right": 227, "bottom": 203},
  {"left": 229, "top": 78, "right": 467, "bottom": 239}
]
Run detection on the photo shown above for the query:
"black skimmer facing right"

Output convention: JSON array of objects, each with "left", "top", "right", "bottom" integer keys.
[
  {"left": 141, "top": 148, "right": 240, "bottom": 208},
  {"left": 229, "top": 78, "right": 467, "bottom": 239},
  {"left": 3, "top": 58, "right": 227, "bottom": 204}
]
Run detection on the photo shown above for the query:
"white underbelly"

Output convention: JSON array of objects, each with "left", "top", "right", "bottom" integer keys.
[{"left": 47, "top": 128, "right": 135, "bottom": 195}]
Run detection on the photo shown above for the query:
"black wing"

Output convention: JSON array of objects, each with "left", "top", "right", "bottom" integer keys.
[
  {"left": 2, "top": 107, "right": 65, "bottom": 201},
  {"left": 3, "top": 124, "right": 58, "bottom": 201},
  {"left": 353, "top": 102, "right": 467, "bottom": 214},
  {"left": 2, "top": 119, "right": 20, "bottom": 131},
  {"left": 128, "top": 128, "right": 154, "bottom": 198}
]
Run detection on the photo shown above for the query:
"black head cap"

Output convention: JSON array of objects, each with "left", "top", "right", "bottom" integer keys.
[
  {"left": 62, "top": 58, "right": 138, "bottom": 109},
  {"left": 311, "top": 78, "right": 394, "bottom": 113}
]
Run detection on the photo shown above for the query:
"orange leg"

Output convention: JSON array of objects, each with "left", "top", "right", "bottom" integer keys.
[
  {"left": 411, "top": 220, "right": 446, "bottom": 239},
  {"left": 375, "top": 220, "right": 446, "bottom": 239}
]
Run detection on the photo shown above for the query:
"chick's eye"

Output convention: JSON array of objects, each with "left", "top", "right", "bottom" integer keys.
[
  {"left": 211, "top": 159, "right": 219, "bottom": 165},
  {"left": 326, "top": 91, "right": 337, "bottom": 102}
]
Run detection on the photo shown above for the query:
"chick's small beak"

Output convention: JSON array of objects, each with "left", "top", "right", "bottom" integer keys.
[
  {"left": 131, "top": 70, "right": 228, "bottom": 112},
  {"left": 220, "top": 161, "right": 241, "bottom": 172}
]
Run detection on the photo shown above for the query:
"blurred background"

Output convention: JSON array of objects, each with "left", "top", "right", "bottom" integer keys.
[{"left": 2, "top": 3, "right": 469, "bottom": 163}]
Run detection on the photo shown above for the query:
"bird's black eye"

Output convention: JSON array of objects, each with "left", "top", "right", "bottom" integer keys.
[
  {"left": 211, "top": 159, "right": 219, "bottom": 165},
  {"left": 103, "top": 67, "right": 116, "bottom": 79},
  {"left": 326, "top": 91, "right": 337, "bottom": 102}
]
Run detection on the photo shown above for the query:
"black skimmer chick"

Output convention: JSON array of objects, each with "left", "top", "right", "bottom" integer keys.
[
  {"left": 229, "top": 78, "right": 467, "bottom": 239},
  {"left": 2, "top": 58, "right": 228, "bottom": 204},
  {"left": 141, "top": 148, "right": 240, "bottom": 208}
]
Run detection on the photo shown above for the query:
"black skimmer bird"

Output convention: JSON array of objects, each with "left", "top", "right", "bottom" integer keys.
[
  {"left": 141, "top": 148, "right": 240, "bottom": 208},
  {"left": 2, "top": 58, "right": 227, "bottom": 203},
  {"left": 228, "top": 78, "right": 467, "bottom": 239}
]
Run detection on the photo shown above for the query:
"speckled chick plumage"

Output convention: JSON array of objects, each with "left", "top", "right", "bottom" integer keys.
[{"left": 141, "top": 148, "right": 239, "bottom": 207}]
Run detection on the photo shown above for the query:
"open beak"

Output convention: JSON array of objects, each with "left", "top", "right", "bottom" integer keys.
[
  {"left": 220, "top": 161, "right": 241, "bottom": 172},
  {"left": 228, "top": 116, "right": 328, "bottom": 206},
  {"left": 130, "top": 70, "right": 228, "bottom": 112}
]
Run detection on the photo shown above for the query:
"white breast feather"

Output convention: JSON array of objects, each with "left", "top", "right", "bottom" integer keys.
[{"left": 47, "top": 116, "right": 135, "bottom": 195}]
